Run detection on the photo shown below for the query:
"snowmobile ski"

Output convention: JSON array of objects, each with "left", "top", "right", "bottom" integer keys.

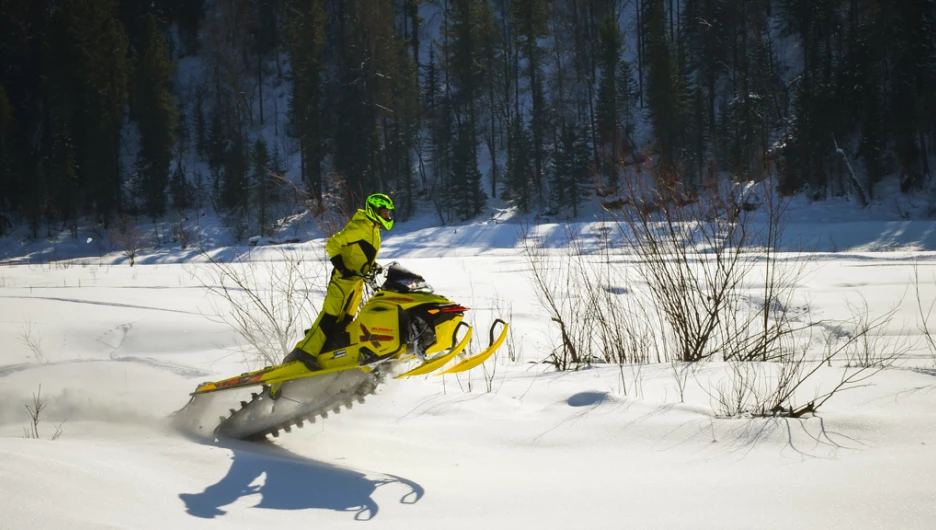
[{"left": 436, "top": 319, "right": 508, "bottom": 375}]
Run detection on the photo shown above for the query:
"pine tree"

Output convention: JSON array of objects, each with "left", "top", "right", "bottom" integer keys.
[
  {"left": 570, "top": 123, "right": 594, "bottom": 218},
  {"left": 643, "top": 0, "right": 681, "bottom": 171},
  {"left": 423, "top": 47, "right": 440, "bottom": 113},
  {"left": 424, "top": 46, "right": 453, "bottom": 198},
  {"left": 192, "top": 169, "right": 208, "bottom": 212},
  {"left": 403, "top": 0, "right": 422, "bottom": 64},
  {"left": 506, "top": 118, "right": 533, "bottom": 212},
  {"left": 169, "top": 163, "right": 191, "bottom": 211},
  {"left": 222, "top": 132, "right": 248, "bottom": 215},
  {"left": 134, "top": 13, "right": 177, "bottom": 221},
  {"left": 206, "top": 107, "right": 227, "bottom": 179},
  {"left": 890, "top": 0, "right": 936, "bottom": 191},
  {"left": 596, "top": 12, "right": 624, "bottom": 190},
  {"left": 711, "top": 2, "right": 779, "bottom": 182},
  {"left": 119, "top": 0, "right": 174, "bottom": 47},
  {"left": 552, "top": 123, "right": 593, "bottom": 217},
  {"left": 251, "top": 0, "right": 281, "bottom": 125},
  {"left": 50, "top": 126, "right": 78, "bottom": 231},
  {"left": 478, "top": 0, "right": 502, "bottom": 200},
  {"left": 433, "top": 100, "right": 457, "bottom": 216},
  {"left": 285, "top": 0, "right": 326, "bottom": 199},
  {"left": 250, "top": 137, "right": 271, "bottom": 236},
  {"left": 1, "top": 0, "right": 54, "bottom": 234},
  {"left": 835, "top": 2, "right": 887, "bottom": 196},
  {"left": 777, "top": 0, "right": 841, "bottom": 196},
  {"left": 443, "top": 0, "right": 491, "bottom": 218},
  {"left": 513, "top": 0, "right": 550, "bottom": 201},
  {"left": 177, "top": 0, "right": 205, "bottom": 55},
  {"left": 551, "top": 123, "right": 574, "bottom": 212},
  {"left": 0, "top": 85, "right": 14, "bottom": 219},
  {"left": 450, "top": 120, "right": 485, "bottom": 220},
  {"left": 43, "top": 0, "right": 129, "bottom": 225},
  {"left": 616, "top": 59, "right": 639, "bottom": 151},
  {"left": 681, "top": 0, "right": 727, "bottom": 149},
  {"left": 390, "top": 45, "right": 422, "bottom": 219},
  {"left": 331, "top": 0, "right": 399, "bottom": 205}
]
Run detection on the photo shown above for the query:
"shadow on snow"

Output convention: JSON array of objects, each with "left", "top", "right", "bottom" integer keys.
[{"left": 179, "top": 439, "right": 424, "bottom": 521}]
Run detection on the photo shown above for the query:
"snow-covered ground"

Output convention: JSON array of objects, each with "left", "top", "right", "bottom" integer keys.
[{"left": 2, "top": 201, "right": 936, "bottom": 529}]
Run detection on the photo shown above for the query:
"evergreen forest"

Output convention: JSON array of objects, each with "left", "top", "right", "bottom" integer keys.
[{"left": 1, "top": 0, "right": 934, "bottom": 238}]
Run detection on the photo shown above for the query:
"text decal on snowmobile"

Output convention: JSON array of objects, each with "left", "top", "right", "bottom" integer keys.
[
  {"left": 359, "top": 324, "right": 395, "bottom": 348},
  {"left": 216, "top": 373, "right": 264, "bottom": 390}
]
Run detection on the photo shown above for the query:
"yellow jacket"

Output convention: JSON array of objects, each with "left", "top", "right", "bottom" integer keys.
[{"left": 325, "top": 209, "right": 381, "bottom": 275}]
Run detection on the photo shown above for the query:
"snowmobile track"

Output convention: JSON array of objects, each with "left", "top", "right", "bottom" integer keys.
[{"left": 214, "top": 367, "right": 386, "bottom": 441}]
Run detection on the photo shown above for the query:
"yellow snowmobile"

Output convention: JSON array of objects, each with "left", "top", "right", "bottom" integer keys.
[{"left": 172, "top": 262, "right": 508, "bottom": 441}]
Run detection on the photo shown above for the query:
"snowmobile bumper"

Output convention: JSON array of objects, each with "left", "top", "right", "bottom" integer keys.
[{"left": 395, "top": 321, "right": 472, "bottom": 378}]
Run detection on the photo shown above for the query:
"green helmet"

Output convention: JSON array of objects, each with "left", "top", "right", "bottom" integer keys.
[{"left": 364, "top": 193, "right": 395, "bottom": 230}]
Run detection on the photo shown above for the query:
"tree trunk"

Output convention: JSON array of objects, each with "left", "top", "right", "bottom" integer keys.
[
  {"left": 636, "top": 0, "right": 644, "bottom": 107},
  {"left": 489, "top": 59, "right": 499, "bottom": 199},
  {"left": 258, "top": 53, "right": 264, "bottom": 125},
  {"left": 920, "top": 126, "right": 931, "bottom": 179}
]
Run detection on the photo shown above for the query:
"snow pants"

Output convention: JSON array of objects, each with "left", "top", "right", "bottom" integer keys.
[{"left": 293, "top": 271, "right": 365, "bottom": 357}]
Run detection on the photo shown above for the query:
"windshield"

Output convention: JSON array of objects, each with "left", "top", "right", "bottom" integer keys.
[{"left": 381, "top": 262, "right": 434, "bottom": 294}]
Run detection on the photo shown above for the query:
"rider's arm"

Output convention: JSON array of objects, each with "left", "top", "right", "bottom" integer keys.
[{"left": 325, "top": 223, "right": 350, "bottom": 259}]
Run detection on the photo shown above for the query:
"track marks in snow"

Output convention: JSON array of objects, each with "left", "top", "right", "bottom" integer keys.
[
  {"left": 0, "top": 357, "right": 212, "bottom": 379},
  {"left": 0, "top": 322, "right": 211, "bottom": 379},
  {"left": 0, "top": 295, "right": 199, "bottom": 315}
]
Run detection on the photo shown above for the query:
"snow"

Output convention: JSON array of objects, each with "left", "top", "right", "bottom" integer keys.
[{"left": 2, "top": 196, "right": 936, "bottom": 529}]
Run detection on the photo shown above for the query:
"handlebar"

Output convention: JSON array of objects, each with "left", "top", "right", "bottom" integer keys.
[{"left": 358, "top": 262, "right": 384, "bottom": 290}]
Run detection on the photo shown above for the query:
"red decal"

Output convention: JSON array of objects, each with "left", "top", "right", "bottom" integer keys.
[{"left": 359, "top": 324, "right": 395, "bottom": 348}]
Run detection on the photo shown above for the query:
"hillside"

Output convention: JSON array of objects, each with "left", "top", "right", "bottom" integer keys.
[{"left": 2, "top": 0, "right": 935, "bottom": 245}]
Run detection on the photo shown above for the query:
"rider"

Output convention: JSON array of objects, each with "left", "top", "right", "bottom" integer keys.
[{"left": 284, "top": 193, "right": 395, "bottom": 371}]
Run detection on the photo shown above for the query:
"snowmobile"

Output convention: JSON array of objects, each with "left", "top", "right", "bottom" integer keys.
[{"left": 172, "top": 262, "right": 508, "bottom": 441}]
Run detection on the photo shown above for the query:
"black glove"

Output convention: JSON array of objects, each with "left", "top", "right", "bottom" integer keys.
[{"left": 330, "top": 255, "right": 355, "bottom": 278}]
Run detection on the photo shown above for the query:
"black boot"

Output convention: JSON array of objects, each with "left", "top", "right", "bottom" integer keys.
[{"left": 283, "top": 347, "right": 322, "bottom": 372}]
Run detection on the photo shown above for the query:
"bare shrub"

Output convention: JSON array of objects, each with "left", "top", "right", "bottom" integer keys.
[
  {"left": 519, "top": 222, "right": 596, "bottom": 371},
  {"left": 842, "top": 296, "right": 910, "bottom": 368},
  {"left": 608, "top": 163, "right": 809, "bottom": 364},
  {"left": 608, "top": 163, "right": 747, "bottom": 362},
  {"left": 671, "top": 360, "right": 697, "bottom": 403},
  {"left": 490, "top": 293, "right": 519, "bottom": 363},
  {"left": 193, "top": 246, "right": 327, "bottom": 367},
  {"left": 912, "top": 262, "right": 936, "bottom": 366},
  {"left": 587, "top": 235, "right": 665, "bottom": 365},
  {"left": 482, "top": 356, "right": 497, "bottom": 394},
  {"left": 275, "top": 171, "right": 354, "bottom": 239},
  {"left": 717, "top": 182, "right": 816, "bottom": 363},
  {"left": 521, "top": 218, "right": 672, "bottom": 372},
  {"left": 175, "top": 210, "right": 191, "bottom": 249},
  {"left": 18, "top": 321, "right": 45, "bottom": 363},
  {"left": 707, "top": 303, "right": 906, "bottom": 418},
  {"left": 708, "top": 361, "right": 766, "bottom": 417},
  {"left": 618, "top": 362, "right": 646, "bottom": 399},
  {"left": 111, "top": 214, "right": 144, "bottom": 266},
  {"left": 23, "top": 385, "right": 65, "bottom": 440}
]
